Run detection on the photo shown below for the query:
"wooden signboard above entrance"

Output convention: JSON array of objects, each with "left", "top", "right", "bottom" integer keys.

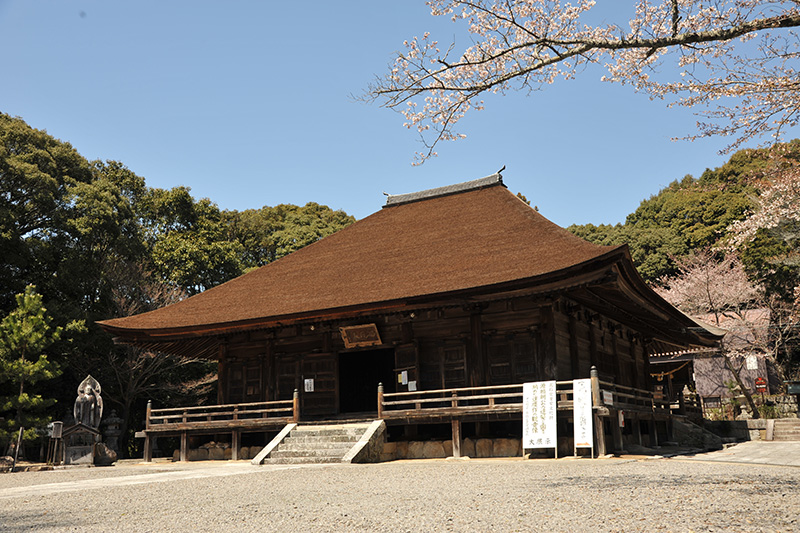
[{"left": 340, "top": 324, "right": 382, "bottom": 349}]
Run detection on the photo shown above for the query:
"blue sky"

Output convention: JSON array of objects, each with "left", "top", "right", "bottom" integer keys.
[{"left": 0, "top": 1, "right": 788, "bottom": 227}]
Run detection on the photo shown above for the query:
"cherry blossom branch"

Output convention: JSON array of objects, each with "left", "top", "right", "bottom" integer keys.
[{"left": 366, "top": 1, "right": 800, "bottom": 163}]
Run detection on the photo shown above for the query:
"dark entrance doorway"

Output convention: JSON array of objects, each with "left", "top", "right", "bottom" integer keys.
[{"left": 338, "top": 348, "right": 395, "bottom": 413}]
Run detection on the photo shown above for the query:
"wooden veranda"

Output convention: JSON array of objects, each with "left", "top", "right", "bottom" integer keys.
[
  {"left": 378, "top": 366, "right": 702, "bottom": 457},
  {"left": 141, "top": 366, "right": 701, "bottom": 461},
  {"left": 141, "top": 395, "right": 299, "bottom": 462}
]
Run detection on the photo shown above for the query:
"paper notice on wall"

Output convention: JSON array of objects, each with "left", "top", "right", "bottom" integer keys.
[
  {"left": 523, "top": 381, "right": 557, "bottom": 449},
  {"left": 573, "top": 378, "right": 593, "bottom": 448},
  {"left": 304, "top": 378, "right": 314, "bottom": 393},
  {"left": 407, "top": 380, "right": 417, "bottom": 392},
  {"left": 401, "top": 370, "right": 408, "bottom": 385},
  {"left": 603, "top": 390, "right": 614, "bottom": 406}
]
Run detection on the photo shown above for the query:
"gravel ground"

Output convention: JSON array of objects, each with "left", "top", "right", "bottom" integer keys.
[{"left": 0, "top": 458, "right": 798, "bottom": 532}]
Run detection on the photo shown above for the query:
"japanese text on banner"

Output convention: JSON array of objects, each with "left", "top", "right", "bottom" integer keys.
[{"left": 523, "top": 381, "right": 557, "bottom": 449}]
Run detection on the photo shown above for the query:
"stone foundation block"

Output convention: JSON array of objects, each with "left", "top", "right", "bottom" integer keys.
[
  {"left": 461, "top": 438, "right": 476, "bottom": 458},
  {"left": 422, "top": 441, "right": 446, "bottom": 459},
  {"left": 493, "top": 438, "right": 521, "bottom": 457},
  {"left": 188, "top": 448, "right": 209, "bottom": 461},
  {"left": 443, "top": 440, "right": 453, "bottom": 457},
  {"left": 407, "top": 441, "right": 425, "bottom": 459},
  {"left": 394, "top": 441, "right": 408, "bottom": 459},
  {"left": 476, "top": 438, "right": 493, "bottom": 458}
]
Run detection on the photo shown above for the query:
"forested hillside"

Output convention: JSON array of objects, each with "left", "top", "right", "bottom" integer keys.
[
  {"left": 568, "top": 143, "right": 800, "bottom": 283},
  {"left": 0, "top": 114, "right": 354, "bottom": 455}
]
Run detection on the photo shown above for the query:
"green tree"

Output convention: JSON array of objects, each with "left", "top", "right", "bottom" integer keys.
[
  {"left": 138, "top": 187, "right": 244, "bottom": 294},
  {"left": 0, "top": 286, "right": 82, "bottom": 448},
  {"left": 0, "top": 113, "right": 94, "bottom": 311},
  {"left": 568, "top": 143, "right": 800, "bottom": 282},
  {"left": 223, "top": 203, "right": 355, "bottom": 270}
]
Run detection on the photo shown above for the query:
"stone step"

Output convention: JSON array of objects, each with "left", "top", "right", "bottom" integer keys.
[
  {"left": 773, "top": 433, "right": 800, "bottom": 438},
  {"left": 260, "top": 422, "right": 374, "bottom": 465},
  {"left": 283, "top": 433, "right": 361, "bottom": 443},
  {"left": 290, "top": 428, "right": 365, "bottom": 437},
  {"left": 265, "top": 456, "right": 344, "bottom": 465},
  {"left": 270, "top": 448, "right": 351, "bottom": 458},
  {"left": 771, "top": 419, "right": 800, "bottom": 441},
  {"left": 280, "top": 441, "right": 358, "bottom": 451}
]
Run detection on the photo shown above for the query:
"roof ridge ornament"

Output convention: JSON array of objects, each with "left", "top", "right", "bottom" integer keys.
[{"left": 383, "top": 172, "right": 505, "bottom": 208}]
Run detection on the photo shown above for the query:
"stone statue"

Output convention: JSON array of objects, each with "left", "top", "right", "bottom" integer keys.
[{"left": 74, "top": 375, "right": 103, "bottom": 429}]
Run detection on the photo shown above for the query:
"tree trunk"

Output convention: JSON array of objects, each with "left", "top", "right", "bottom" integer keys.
[{"left": 724, "top": 354, "right": 760, "bottom": 419}]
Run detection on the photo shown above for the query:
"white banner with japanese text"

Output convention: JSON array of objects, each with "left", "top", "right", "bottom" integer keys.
[
  {"left": 522, "top": 380, "right": 557, "bottom": 449},
  {"left": 573, "top": 378, "right": 593, "bottom": 448}
]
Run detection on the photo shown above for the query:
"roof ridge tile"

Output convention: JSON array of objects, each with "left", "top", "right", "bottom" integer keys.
[{"left": 384, "top": 173, "right": 504, "bottom": 207}]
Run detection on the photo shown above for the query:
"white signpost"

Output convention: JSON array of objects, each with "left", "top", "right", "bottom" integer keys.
[
  {"left": 523, "top": 380, "right": 557, "bottom": 457},
  {"left": 572, "top": 378, "right": 594, "bottom": 457}
]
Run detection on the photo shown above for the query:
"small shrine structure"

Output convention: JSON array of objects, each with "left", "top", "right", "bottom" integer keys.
[{"left": 63, "top": 375, "right": 104, "bottom": 465}]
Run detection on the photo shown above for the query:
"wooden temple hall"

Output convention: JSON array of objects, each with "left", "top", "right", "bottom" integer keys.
[{"left": 99, "top": 175, "right": 722, "bottom": 462}]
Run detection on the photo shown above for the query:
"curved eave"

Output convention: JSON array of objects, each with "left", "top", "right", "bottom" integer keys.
[{"left": 607, "top": 246, "right": 724, "bottom": 347}]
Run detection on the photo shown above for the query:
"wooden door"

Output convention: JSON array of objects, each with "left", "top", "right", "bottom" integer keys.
[
  {"left": 301, "top": 353, "right": 337, "bottom": 416},
  {"left": 275, "top": 354, "right": 299, "bottom": 401},
  {"left": 227, "top": 359, "right": 263, "bottom": 404},
  {"left": 486, "top": 334, "right": 541, "bottom": 384},
  {"left": 419, "top": 342, "right": 467, "bottom": 390}
]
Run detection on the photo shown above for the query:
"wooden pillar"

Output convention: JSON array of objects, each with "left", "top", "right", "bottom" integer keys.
[
  {"left": 648, "top": 417, "right": 658, "bottom": 447},
  {"left": 231, "top": 430, "right": 241, "bottom": 461},
  {"left": 642, "top": 340, "right": 654, "bottom": 391},
  {"left": 451, "top": 419, "right": 462, "bottom": 458},
  {"left": 634, "top": 417, "right": 643, "bottom": 446},
  {"left": 587, "top": 316, "right": 599, "bottom": 370},
  {"left": 264, "top": 340, "right": 274, "bottom": 401},
  {"left": 180, "top": 432, "right": 188, "bottom": 462},
  {"left": 218, "top": 343, "right": 228, "bottom": 404},
  {"left": 611, "top": 325, "right": 624, "bottom": 385},
  {"left": 610, "top": 410, "right": 624, "bottom": 453},
  {"left": 540, "top": 304, "right": 558, "bottom": 380},
  {"left": 143, "top": 434, "right": 152, "bottom": 463},
  {"left": 590, "top": 366, "right": 606, "bottom": 456},
  {"left": 629, "top": 334, "right": 641, "bottom": 390},
  {"left": 377, "top": 382, "right": 384, "bottom": 419},
  {"left": 568, "top": 310, "right": 580, "bottom": 378},
  {"left": 143, "top": 400, "right": 153, "bottom": 462},
  {"left": 468, "top": 311, "right": 486, "bottom": 386},
  {"left": 292, "top": 389, "right": 300, "bottom": 422}
]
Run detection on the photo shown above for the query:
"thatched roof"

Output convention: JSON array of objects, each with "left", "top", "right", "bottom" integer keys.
[{"left": 98, "top": 175, "right": 721, "bottom": 355}]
